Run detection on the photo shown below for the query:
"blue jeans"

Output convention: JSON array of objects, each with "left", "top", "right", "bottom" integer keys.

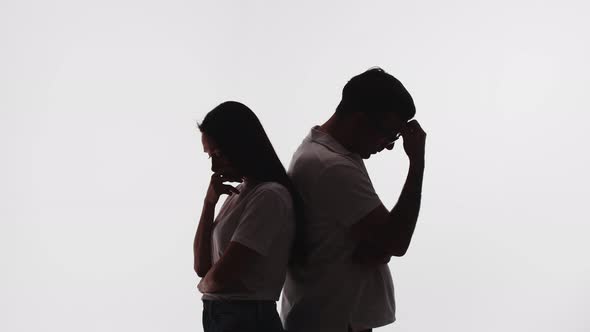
[{"left": 202, "top": 299, "right": 284, "bottom": 332}]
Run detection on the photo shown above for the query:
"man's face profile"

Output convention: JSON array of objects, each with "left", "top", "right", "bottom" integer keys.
[{"left": 356, "top": 111, "right": 407, "bottom": 159}]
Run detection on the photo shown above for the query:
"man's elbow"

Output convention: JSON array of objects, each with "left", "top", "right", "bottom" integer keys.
[
  {"left": 389, "top": 245, "right": 409, "bottom": 257},
  {"left": 391, "top": 250, "right": 406, "bottom": 257}
]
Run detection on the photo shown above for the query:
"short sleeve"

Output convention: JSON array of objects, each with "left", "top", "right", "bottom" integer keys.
[
  {"left": 315, "top": 162, "right": 382, "bottom": 227},
  {"left": 230, "top": 184, "right": 293, "bottom": 256}
]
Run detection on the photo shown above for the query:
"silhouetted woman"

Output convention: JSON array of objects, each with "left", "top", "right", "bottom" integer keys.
[{"left": 193, "top": 101, "right": 303, "bottom": 332}]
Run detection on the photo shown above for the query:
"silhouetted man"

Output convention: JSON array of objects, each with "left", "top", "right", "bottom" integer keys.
[{"left": 280, "top": 68, "right": 426, "bottom": 332}]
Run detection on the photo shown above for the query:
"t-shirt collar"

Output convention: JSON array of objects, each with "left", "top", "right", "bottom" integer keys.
[{"left": 308, "top": 126, "right": 355, "bottom": 156}]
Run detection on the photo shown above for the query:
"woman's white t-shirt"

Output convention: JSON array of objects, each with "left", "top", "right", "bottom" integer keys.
[{"left": 201, "top": 181, "right": 295, "bottom": 301}]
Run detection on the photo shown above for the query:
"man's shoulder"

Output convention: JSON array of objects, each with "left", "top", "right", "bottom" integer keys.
[{"left": 291, "top": 140, "right": 357, "bottom": 175}]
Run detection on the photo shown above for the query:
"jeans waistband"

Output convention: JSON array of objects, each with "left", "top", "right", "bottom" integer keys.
[{"left": 202, "top": 299, "right": 275, "bottom": 304}]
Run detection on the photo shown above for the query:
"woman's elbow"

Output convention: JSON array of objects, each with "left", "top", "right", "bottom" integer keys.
[{"left": 194, "top": 263, "right": 206, "bottom": 278}]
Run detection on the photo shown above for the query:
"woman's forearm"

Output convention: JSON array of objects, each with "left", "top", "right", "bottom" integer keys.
[
  {"left": 197, "top": 242, "right": 257, "bottom": 294},
  {"left": 194, "top": 201, "right": 216, "bottom": 277},
  {"left": 197, "top": 265, "right": 249, "bottom": 294}
]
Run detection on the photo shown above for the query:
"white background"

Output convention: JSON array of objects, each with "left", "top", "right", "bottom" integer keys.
[{"left": 2, "top": 0, "right": 589, "bottom": 331}]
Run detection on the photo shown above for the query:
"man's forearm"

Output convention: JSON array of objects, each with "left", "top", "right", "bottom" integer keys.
[{"left": 384, "top": 160, "right": 424, "bottom": 256}]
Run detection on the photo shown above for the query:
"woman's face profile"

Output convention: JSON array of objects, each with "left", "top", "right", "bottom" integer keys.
[{"left": 201, "top": 133, "right": 240, "bottom": 179}]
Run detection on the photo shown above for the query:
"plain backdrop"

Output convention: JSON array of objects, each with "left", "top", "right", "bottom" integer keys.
[{"left": 2, "top": 1, "right": 589, "bottom": 331}]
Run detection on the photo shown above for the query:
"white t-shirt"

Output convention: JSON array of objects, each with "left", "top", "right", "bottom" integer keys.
[
  {"left": 280, "top": 127, "right": 395, "bottom": 332},
  {"left": 202, "top": 181, "right": 295, "bottom": 301}
]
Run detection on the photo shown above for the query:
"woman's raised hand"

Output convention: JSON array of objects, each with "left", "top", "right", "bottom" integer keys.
[{"left": 204, "top": 173, "right": 241, "bottom": 205}]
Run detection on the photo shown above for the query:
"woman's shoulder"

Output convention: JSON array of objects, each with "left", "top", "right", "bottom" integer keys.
[
  {"left": 251, "top": 181, "right": 291, "bottom": 199},
  {"left": 242, "top": 181, "right": 292, "bottom": 209},
  {"left": 251, "top": 183, "right": 295, "bottom": 225}
]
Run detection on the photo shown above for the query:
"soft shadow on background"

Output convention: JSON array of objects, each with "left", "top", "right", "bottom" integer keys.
[{"left": 2, "top": 1, "right": 589, "bottom": 331}]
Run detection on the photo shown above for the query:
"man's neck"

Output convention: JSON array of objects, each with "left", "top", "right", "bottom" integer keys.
[{"left": 319, "top": 114, "right": 355, "bottom": 152}]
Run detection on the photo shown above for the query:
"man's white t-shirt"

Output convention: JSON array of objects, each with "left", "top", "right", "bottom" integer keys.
[
  {"left": 280, "top": 127, "right": 395, "bottom": 332},
  {"left": 202, "top": 181, "right": 295, "bottom": 301}
]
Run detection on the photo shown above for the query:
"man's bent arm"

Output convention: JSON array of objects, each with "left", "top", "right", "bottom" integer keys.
[
  {"left": 352, "top": 120, "right": 426, "bottom": 261},
  {"left": 351, "top": 160, "right": 423, "bottom": 260}
]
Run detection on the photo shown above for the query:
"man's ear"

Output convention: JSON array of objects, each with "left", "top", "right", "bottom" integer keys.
[{"left": 349, "top": 111, "right": 365, "bottom": 123}]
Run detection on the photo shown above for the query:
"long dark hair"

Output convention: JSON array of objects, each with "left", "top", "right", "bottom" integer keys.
[{"left": 198, "top": 101, "right": 306, "bottom": 265}]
